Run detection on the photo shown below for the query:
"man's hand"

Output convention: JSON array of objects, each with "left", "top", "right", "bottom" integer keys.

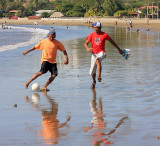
[
  {"left": 23, "top": 51, "right": 28, "bottom": 55},
  {"left": 84, "top": 40, "right": 93, "bottom": 52},
  {"left": 64, "top": 58, "right": 69, "bottom": 65},
  {"left": 118, "top": 49, "right": 123, "bottom": 55},
  {"left": 23, "top": 47, "right": 36, "bottom": 55},
  {"left": 87, "top": 48, "right": 93, "bottom": 52}
]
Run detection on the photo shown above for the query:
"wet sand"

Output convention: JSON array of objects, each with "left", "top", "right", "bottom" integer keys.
[
  {"left": 0, "top": 17, "right": 160, "bottom": 32},
  {"left": 0, "top": 26, "right": 160, "bottom": 145}
]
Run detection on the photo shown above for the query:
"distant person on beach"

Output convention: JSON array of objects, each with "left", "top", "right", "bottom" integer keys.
[
  {"left": 23, "top": 30, "right": 69, "bottom": 91},
  {"left": 125, "top": 19, "right": 128, "bottom": 26},
  {"left": 34, "top": 21, "right": 38, "bottom": 29},
  {"left": 115, "top": 21, "right": 117, "bottom": 26},
  {"left": 2, "top": 23, "right": 6, "bottom": 29},
  {"left": 130, "top": 19, "right": 132, "bottom": 27},
  {"left": 84, "top": 22, "right": 123, "bottom": 89},
  {"left": 66, "top": 23, "right": 68, "bottom": 29}
]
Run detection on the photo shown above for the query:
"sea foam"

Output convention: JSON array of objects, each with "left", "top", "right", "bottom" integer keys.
[{"left": 0, "top": 26, "right": 48, "bottom": 52}]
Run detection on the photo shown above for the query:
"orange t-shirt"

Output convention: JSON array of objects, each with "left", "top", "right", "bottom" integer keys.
[{"left": 35, "top": 38, "right": 65, "bottom": 64}]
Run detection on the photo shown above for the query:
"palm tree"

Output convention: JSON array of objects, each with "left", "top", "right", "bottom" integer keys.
[
  {"left": 0, "top": 0, "right": 8, "bottom": 11},
  {"left": 33, "top": 0, "right": 38, "bottom": 10}
]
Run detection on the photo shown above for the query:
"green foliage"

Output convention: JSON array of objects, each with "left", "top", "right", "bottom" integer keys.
[
  {"left": 114, "top": 10, "right": 129, "bottom": 17},
  {"left": 23, "top": 5, "right": 35, "bottom": 17},
  {"left": 6, "top": 2, "right": 22, "bottom": 12},
  {"left": 0, "top": 0, "right": 160, "bottom": 18},
  {"left": 0, "top": 0, "right": 7, "bottom": 11},
  {"left": 4, "top": 12, "right": 13, "bottom": 17},
  {"left": 141, "top": 7, "right": 147, "bottom": 16},
  {"left": 41, "top": 12, "right": 51, "bottom": 17},
  {"left": 55, "top": 2, "right": 74, "bottom": 15},
  {"left": 84, "top": 0, "right": 104, "bottom": 17},
  {"left": 66, "top": 4, "right": 86, "bottom": 17},
  {"left": 55, "top": 2, "right": 87, "bottom": 16},
  {"left": 36, "top": 2, "right": 48, "bottom": 10},
  {"left": 15, "top": 11, "right": 21, "bottom": 17},
  {"left": 33, "top": 0, "right": 38, "bottom": 10},
  {"left": 102, "top": 0, "right": 123, "bottom": 16},
  {"left": 0, "top": 11, "right": 3, "bottom": 17}
]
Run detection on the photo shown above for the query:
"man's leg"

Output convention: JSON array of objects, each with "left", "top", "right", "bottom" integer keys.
[
  {"left": 24, "top": 72, "right": 43, "bottom": 89},
  {"left": 91, "top": 73, "right": 96, "bottom": 89},
  {"left": 96, "top": 58, "right": 102, "bottom": 82},
  {"left": 42, "top": 74, "right": 56, "bottom": 91}
]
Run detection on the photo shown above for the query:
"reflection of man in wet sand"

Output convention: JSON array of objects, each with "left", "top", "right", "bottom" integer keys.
[
  {"left": 25, "top": 92, "right": 70, "bottom": 145},
  {"left": 84, "top": 89, "right": 128, "bottom": 145}
]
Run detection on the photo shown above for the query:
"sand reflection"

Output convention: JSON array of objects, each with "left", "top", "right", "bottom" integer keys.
[
  {"left": 84, "top": 89, "right": 128, "bottom": 145},
  {"left": 25, "top": 92, "right": 70, "bottom": 145}
]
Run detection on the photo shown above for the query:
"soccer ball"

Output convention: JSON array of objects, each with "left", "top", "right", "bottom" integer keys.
[{"left": 31, "top": 83, "right": 40, "bottom": 91}]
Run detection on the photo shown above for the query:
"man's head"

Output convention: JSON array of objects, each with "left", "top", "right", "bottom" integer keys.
[
  {"left": 93, "top": 22, "right": 102, "bottom": 34},
  {"left": 48, "top": 30, "right": 56, "bottom": 40}
]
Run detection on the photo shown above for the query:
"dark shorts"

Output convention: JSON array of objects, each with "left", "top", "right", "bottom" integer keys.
[{"left": 40, "top": 61, "right": 58, "bottom": 76}]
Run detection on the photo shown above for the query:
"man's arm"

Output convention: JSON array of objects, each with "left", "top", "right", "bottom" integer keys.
[
  {"left": 108, "top": 38, "right": 123, "bottom": 55},
  {"left": 58, "top": 116, "right": 71, "bottom": 128},
  {"left": 23, "top": 46, "right": 36, "bottom": 55},
  {"left": 63, "top": 50, "right": 69, "bottom": 65},
  {"left": 84, "top": 126, "right": 93, "bottom": 133},
  {"left": 84, "top": 40, "right": 93, "bottom": 52}
]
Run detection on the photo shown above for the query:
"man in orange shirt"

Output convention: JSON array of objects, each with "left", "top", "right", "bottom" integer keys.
[{"left": 23, "top": 30, "right": 69, "bottom": 91}]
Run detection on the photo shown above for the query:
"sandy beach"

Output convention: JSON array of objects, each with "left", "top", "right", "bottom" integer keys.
[{"left": 1, "top": 17, "right": 160, "bottom": 32}]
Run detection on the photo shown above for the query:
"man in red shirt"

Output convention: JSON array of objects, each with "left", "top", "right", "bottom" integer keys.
[
  {"left": 23, "top": 30, "right": 69, "bottom": 91},
  {"left": 84, "top": 22, "right": 123, "bottom": 89}
]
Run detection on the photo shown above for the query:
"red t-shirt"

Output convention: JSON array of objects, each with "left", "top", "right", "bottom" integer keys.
[{"left": 86, "top": 32, "right": 111, "bottom": 54}]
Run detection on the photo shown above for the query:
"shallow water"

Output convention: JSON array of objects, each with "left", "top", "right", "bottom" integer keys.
[{"left": 0, "top": 26, "right": 160, "bottom": 146}]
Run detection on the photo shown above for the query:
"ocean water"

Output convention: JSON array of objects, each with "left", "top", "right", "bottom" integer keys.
[{"left": 0, "top": 25, "right": 160, "bottom": 146}]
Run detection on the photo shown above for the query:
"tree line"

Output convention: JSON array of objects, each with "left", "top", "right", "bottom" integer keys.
[{"left": 0, "top": 0, "right": 160, "bottom": 17}]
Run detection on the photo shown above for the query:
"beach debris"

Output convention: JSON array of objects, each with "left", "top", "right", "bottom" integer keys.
[
  {"left": 128, "top": 97, "right": 134, "bottom": 100},
  {"left": 14, "top": 104, "right": 17, "bottom": 108},
  {"left": 156, "top": 137, "right": 160, "bottom": 140}
]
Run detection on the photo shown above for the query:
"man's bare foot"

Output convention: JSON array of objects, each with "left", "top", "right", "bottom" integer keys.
[
  {"left": 91, "top": 82, "right": 96, "bottom": 89},
  {"left": 24, "top": 83, "right": 28, "bottom": 89},
  {"left": 42, "top": 87, "right": 50, "bottom": 92},
  {"left": 98, "top": 77, "right": 102, "bottom": 82}
]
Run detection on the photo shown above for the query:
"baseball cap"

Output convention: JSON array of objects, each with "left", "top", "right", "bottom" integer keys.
[
  {"left": 48, "top": 30, "right": 56, "bottom": 35},
  {"left": 94, "top": 22, "right": 101, "bottom": 28}
]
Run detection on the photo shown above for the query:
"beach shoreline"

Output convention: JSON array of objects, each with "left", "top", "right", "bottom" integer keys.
[{"left": 0, "top": 17, "right": 160, "bottom": 32}]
